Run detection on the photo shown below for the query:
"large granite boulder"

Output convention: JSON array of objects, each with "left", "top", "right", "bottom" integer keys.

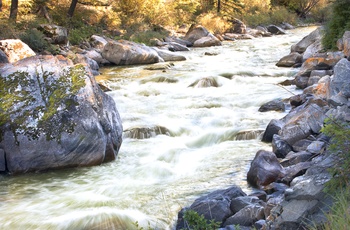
[
  {"left": 247, "top": 150, "right": 285, "bottom": 188},
  {"left": 102, "top": 40, "right": 162, "bottom": 65},
  {"left": 291, "top": 27, "right": 323, "bottom": 53},
  {"left": 276, "top": 52, "right": 302, "bottom": 67},
  {"left": 328, "top": 58, "right": 350, "bottom": 99},
  {"left": 183, "top": 25, "right": 210, "bottom": 45},
  {"left": 341, "top": 31, "right": 350, "bottom": 58},
  {"left": 152, "top": 48, "right": 187, "bottom": 62},
  {"left": 0, "top": 39, "right": 36, "bottom": 63},
  {"left": 193, "top": 34, "right": 222, "bottom": 47},
  {"left": 0, "top": 55, "right": 123, "bottom": 174}
]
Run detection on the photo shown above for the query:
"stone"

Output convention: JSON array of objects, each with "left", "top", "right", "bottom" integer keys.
[
  {"left": 279, "top": 104, "right": 326, "bottom": 145},
  {"left": 84, "top": 49, "right": 110, "bottom": 66},
  {"left": 282, "top": 162, "right": 313, "bottom": 185},
  {"left": 223, "top": 204, "right": 265, "bottom": 227},
  {"left": 281, "top": 151, "right": 314, "bottom": 167},
  {"left": 73, "top": 53, "right": 100, "bottom": 75},
  {"left": 272, "top": 134, "right": 292, "bottom": 158},
  {"left": 0, "top": 55, "right": 123, "bottom": 174},
  {"left": 102, "top": 40, "right": 161, "bottom": 65},
  {"left": 267, "top": 25, "right": 285, "bottom": 35},
  {"left": 183, "top": 25, "right": 210, "bottom": 45},
  {"left": 152, "top": 48, "right": 187, "bottom": 61},
  {"left": 230, "top": 196, "right": 261, "bottom": 214},
  {"left": 247, "top": 150, "right": 285, "bottom": 188},
  {"left": 90, "top": 35, "right": 108, "bottom": 52},
  {"left": 291, "top": 27, "right": 323, "bottom": 53},
  {"left": 0, "top": 149, "right": 5, "bottom": 171},
  {"left": 164, "top": 36, "right": 192, "bottom": 47},
  {"left": 329, "top": 58, "right": 350, "bottom": 99},
  {"left": 259, "top": 99, "right": 285, "bottom": 112},
  {"left": 306, "top": 141, "right": 326, "bottom": 154},
  {"left": 342, "top": 31, "right": 350, "bottom": 57},
  {"left": 193, "top": 34, "right": 222, "bottom": 47},
  {"left": 176, "top": 186, "right": 246, "bottom": 230},
  {"left": 302, "top": 40, "right": 323, "bottom": 61},
  {"left": 292, "top": 139, "right": 313, "bottom": 152},
  {"left": 262, "top": 119, "right": 284, "bottom": 143},
  {"left": 276, "top": 52, "right": 302, "bottom": 67},
  {"left": 229, "top": 18, "right": 247, "bottom": 34},
  {"left": 38, "top": 24, "right": 68, "bottom": 44},
  {"left": 0, "top": 39, "right": 36, "bottom": 63}
]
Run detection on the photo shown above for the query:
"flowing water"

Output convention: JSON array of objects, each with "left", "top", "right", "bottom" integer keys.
[{"left": 0, "top": 26, "right": 317, "bottom": 229}]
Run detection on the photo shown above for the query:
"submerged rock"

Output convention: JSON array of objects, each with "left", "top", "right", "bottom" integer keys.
[
  {"left": 123, "top": 126, "right": 171, "bottom": 139},
  {"left": 0, "top": 55, "right": 123, "bottom": 174}
]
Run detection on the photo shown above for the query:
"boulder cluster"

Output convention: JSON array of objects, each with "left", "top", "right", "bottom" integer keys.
[{"left": 176, "top": 27, "right": 350, "bottom": 230}]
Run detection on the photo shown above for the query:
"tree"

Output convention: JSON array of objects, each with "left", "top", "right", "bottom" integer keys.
[
  {"left": 216, "top": 0, "right": 244, "bottom": 18},
  {"left": 9, "top": 0, "right": 18, "bottom": 20},
  {"left": 272, "top": 0, "right": 322, "bottom": 18},
  {"left": 68, "top": 0, "right": 79, "bottom": 18},
  {"left": 0, "top": 0, "right": 3, "bottom": 12},
  {"left": 322, "top": 0, "right": 350, "bottom": 49}
]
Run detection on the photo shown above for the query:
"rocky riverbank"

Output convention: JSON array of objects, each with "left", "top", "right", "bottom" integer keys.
[{"left": 175, "top": 28, "right": 350, "bottom": 229}]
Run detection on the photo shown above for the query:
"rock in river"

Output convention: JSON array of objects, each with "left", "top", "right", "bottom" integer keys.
[{"left": 0, "top": 55, "right": 123, "bottom": 174}]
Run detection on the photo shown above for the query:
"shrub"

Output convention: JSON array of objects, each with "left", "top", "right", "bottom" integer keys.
[
  {"left": 322, "top": 0, "right": 350, "bottom": 50},
  {"left": 197, "top": 12, "right": 231, "bottom": 34},
  {"left": 19, "top": 29, "right": 50, "bottom": 52},
  {"left": 321, "top": 118, "right": 350, "bottom": 192},
  {"left": 181, "top": 210, "right": 220, "bottom": 230}
]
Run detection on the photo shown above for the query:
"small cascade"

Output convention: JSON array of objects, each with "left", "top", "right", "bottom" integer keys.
[
  {"left": 123, "top": 126, "right": 172, "bottom": 139},
  {"left": 233, "top": 129, "right": 265, "bottom": 141}
]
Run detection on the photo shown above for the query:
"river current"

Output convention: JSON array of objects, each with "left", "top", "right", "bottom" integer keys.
[{"left": 0, "top": 26, "right": 317, "bottom": 229}]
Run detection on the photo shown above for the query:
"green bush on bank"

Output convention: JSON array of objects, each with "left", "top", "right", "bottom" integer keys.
[{"left": 322, "top": 0, "right": 350, "bottom": 50}]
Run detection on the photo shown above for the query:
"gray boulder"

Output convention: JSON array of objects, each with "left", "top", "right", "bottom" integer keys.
[
  {"left": 267, "top": 25, "right": 286, "bottom": 35},
  {"left": 123, "top": 126, "right": 171, "bottom": 139},
  {"left": 341, "top": 31, "right": 350, "bottom": 58},
  {"left": 38, "top": 24, "right": 68, "bottom": 44},
  {"left": 247, "top": 150, "right": 285, "bottom": 188},
  {"left": 329, "top": 58, "right": 350, "bottom": 99},
  {"left": 0, "top": 55, "right": 123, "bottom": 174},
  {"left": 279, "top": 104, "right": 326, "bottom": 145},
  {"left": 193, "top": 34, "right": 222, "bottom": 47},
  {"left": 183, "top": 25, "right": 210, "bottom": 45},
  {"left": 258, "top": 99, "right": 285, "bottom": 112},
  {"left": 291, "top": 27, "right": 323, "bottom": 53},
  {"left": 90, "top": 35, "right": 108, "bottom": 52},
  {"left": 152, "top": 47, "right": 187, "bottom": 62},
  {"left": 102, "top": 40, "right": 162, "bottom": 65},
  {"left": 262, "top": 119, "right": 284, "bottom": 142},
  {"left": 276, "top": 52, "right": 302, "bottom": 67},
  {"left": 223, "top": 204, "right": 265, "bottom": 227}
]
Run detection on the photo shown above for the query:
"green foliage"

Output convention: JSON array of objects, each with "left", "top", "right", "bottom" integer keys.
[
  {"left": 321, "top": 118, "right": 350, "bottom": 192},
  {"left": 243, "top": 5, "right": 297, "bottom": 27},
  {"left": 68, "top": 25, "right": 100, "bottom": 45},
  {"left": 311, "top": 187, "right": 350, "bottom": 229},
  {"left": 19, "top": 29, "right": 51, "bottom": 52},
  {"left": 126, "top": 28, "right": 170, "bottom": 46},
  {"left": 322, "top": 0, "right": 350, "bottom": 50},
  {"left": 181, "top": 210, "right": 221, "bottom": 230}
]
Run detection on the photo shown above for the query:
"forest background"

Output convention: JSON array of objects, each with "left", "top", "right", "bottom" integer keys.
[{"left": 0, "top": 0, "right": 333, "bottom": 48}]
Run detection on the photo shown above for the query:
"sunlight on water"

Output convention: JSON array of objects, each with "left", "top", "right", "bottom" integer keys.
[{"left": 0, "top": 26, "right": 318, "bottom": 229}]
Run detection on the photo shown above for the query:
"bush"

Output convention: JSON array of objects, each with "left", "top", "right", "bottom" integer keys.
[
  {"left": 322, "top": 0, "right": 350, "bottom": 50},
  {"left": 321, "top": 118, "right": 350, "bottom": 192},
  {"left": 181, "top": 210, "right": 220, "bottom": 230},
  {"left": 19, "top": 29, "right": 51, "bottom": 52},
  {"left": 197, "top": 12, "right": 231, "bottom": 34}
]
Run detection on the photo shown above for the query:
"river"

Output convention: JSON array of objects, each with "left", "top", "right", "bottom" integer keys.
[{"left": 0, "top": 26, "right": 317, "bottom": 229}]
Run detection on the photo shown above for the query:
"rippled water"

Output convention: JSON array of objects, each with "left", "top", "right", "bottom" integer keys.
[{"left": 0, "top": 26, "right": 317, "bottom": 229}]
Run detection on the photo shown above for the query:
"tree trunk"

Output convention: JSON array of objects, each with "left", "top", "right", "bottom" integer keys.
[
  {"left": 217, "top": 0, "right": 221, "bottom": 13},
  {"left": 68, "top": 0, "right": 78, "bottom": 18},
  {"left": 0, "top": 0, "right": 3, "bottom": 12},
  {"left": 9, "top": 0, "right": 18, "bottom": 20}
]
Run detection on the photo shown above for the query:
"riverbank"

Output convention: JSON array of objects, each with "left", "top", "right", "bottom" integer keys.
[{"left": 176, "top": 27, "right": 350, "bottom": 229}]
